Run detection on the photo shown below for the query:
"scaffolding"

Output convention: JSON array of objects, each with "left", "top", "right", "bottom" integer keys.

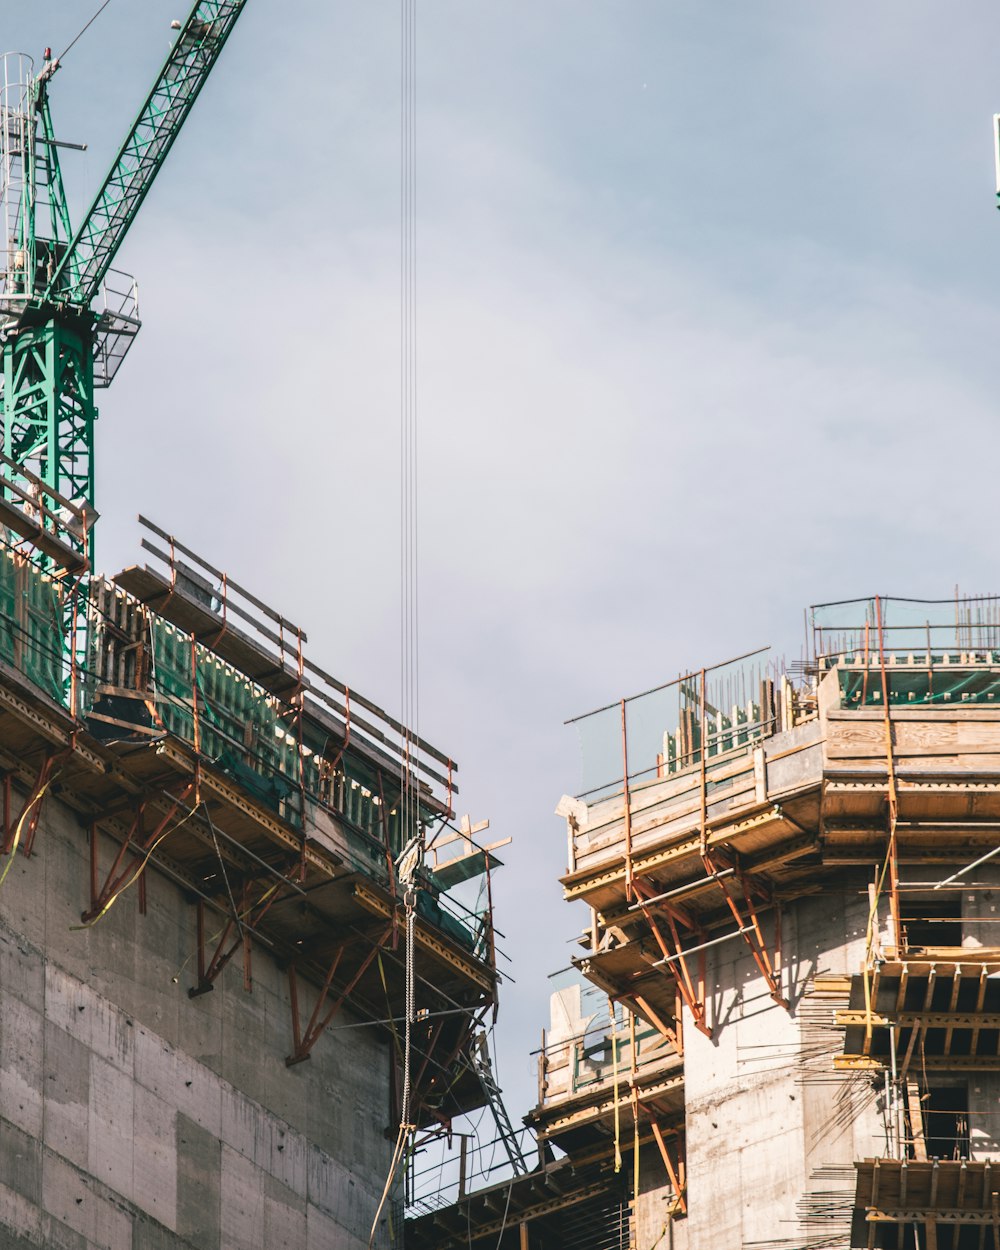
[
  {"left": 0, "top": 504, "right": 505, "bottom": 1137},
  {"left": 539, "top": 593, "right": 1000, "bottom": 1249}
]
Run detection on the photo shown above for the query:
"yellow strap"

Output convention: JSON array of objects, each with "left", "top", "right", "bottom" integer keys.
[
  {"left": 0, "top": 775, "right": 55, "bottom": 889},
  {"left": 71, "top": 804, "right": 199, "bottom": 929},
  {"left": 630, "top": 1011, "right": 640, "bottom": 1197},
  {"left": 609, "top": 995, "right": 622, "bottom": 1173}
]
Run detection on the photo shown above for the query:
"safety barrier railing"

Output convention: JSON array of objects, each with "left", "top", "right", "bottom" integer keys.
[
  {"left": 534, "top": 975, "right": 679, "bottom": 1110},
  {"left": 134, "top": 515, "right": 457, "bottom": 803},
  {"left": 536, "top": 1010, "right": 675, "bottom": 1107},
  {"left": 567, "top": 647, "right": 804, "bottom": 802},
  {"left": 405, "top": 1122, "right": 539, "bottom": 1217},
  {"left": 89, "top": 577, "right": 491, "bottom": 954},
  {"left": 811, "top": 593, "right": 1000, "bottom": 667}
]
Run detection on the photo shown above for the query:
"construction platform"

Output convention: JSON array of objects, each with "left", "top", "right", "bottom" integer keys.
[
  {"left": 540, "top": 597, "right": 1000, "bottom": 1242},
  {"left": 0, "top": 504, "right": 504, "bottom": 1131},
  {"left": 560, "top": 601, "right": 1000, "bottom": 1039}
]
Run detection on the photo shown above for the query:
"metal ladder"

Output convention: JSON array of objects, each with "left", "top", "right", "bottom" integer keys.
[{"left": 473, "top": 1032, "right": 529, "bottom": 1177}]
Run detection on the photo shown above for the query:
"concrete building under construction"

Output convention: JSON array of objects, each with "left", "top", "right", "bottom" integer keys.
[
  {"left": 409, "top": 596, "right": 1000, "bottom": 1248},
  {"left": 0, "top": 501, "right": 504, "bottom": 1250}
]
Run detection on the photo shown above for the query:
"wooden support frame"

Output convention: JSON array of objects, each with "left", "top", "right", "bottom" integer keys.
[
  {"left": 285, "top": 924, "right": 392, "bottom": 1066},
  {"left": 901, "top": 969, "right": 935, "bottom": 1075},
  {"left": 838, "top": 963, "right": 1000, "bottom": 1073},
  {"left": 905, "top": 1079, "right": 928, "bottom": 1162}
]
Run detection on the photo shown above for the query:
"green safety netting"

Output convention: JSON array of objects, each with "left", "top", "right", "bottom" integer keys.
[
  {"left": 0, "top": 553, "right": 64, "bottom": 703},
  {"left": 151, "top": 618, "right": 301, "bottom": 819},
  {"left": 0, "top": 562, "right": 482, "bottom": 949},
  {"left": 839, "top": 666, "right": 1000, "bottom": 707},
  {"left": 149, "top": 618, "right": 422, "bottom": 854}
]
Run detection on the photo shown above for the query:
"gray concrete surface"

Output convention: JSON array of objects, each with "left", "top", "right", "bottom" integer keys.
[{"left": 0, "top": 784, "right": 395, "bottom": 1249}]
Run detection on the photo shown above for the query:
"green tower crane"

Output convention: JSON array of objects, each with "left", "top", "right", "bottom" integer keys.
[{"left": 0, "top": 1, "right": 251, "bottom": 568}]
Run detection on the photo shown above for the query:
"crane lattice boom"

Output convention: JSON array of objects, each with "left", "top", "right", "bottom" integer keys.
[
  {"left": 0, "top": 0, "right": 251, "bottom": 577},
  {"left": 49, "top": 2, "right": 250, "bottom": 307}
]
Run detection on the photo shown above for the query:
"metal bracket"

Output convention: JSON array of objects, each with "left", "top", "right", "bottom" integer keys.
[
  {"left": 649, "top": 1119, "right": 687, "bottom": 1216},
  {"left": 82, "top": 781, "right": 194, "bottom": 923},
  {"left": 285, "top": 924, "right": 392, "bottom": 1066},
  {"left": 632, "top": 876, "right": 711, "bottom": 1038},
  {"left": 3, "top": 749, "right": 65, "bottom": 860},
  {"left": 702, "top": 850, "right": 788, "bottom": 1009},
  {"left": 188, "top": 878, "right": 286, "bottom": 998}
]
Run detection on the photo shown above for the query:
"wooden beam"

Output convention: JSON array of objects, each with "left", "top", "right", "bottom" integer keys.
[
  {"left": 905, "top": 1080, "right": 927, "bottom": 1162},
  {"left": 838, "top": 1011, "right": 1000, "bottom": 1030},
  {"left": 839, "top": 1054, "right": 1000, "bottom": 1072}
]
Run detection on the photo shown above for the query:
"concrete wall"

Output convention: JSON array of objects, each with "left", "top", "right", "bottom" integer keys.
[
  {"left": 632, "top": 1144, "right": 687, "bottom": 1250},
  {"left": 945, "top": 865, "right": 1000, "bottom": 1164},
  {"left": 0, "top": 784, "right": 395, "bottom": 1250},
  {"left": 681, "top": 877, "right": 884, "bottom": 1249}
]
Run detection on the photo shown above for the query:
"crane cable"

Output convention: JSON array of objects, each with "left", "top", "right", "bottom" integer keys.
[
  {"left": 399, "top": 0, "right": 419, "bottom": 1146},
  {"left": 57, "top": 0, "right": 115, "bottom": 64},
  {"left": 369, "top": 0, "right": 419, "bottom": 1242},
  {"left": 399, "top": 0, "right": 419, "bottom": 855}
]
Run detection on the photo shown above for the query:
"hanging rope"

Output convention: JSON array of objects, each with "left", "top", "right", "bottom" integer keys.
[
  {"left": 399, "top": 0, "right": 420, "bottom": 858},
  {"left": 630, "top": 1009, "right": 640, "bottom": 1201},
  {"left": 369, "top": 873, "right": 418, "bottom": 1247},
  {"left": 370, "top": 2, "right": 419, "bottom": 1241},
  {"left": 401, "top": 884, "right": 417, "bottom": 1124},
  {"left": 862, "top": 596, "right": 902, "bottom": 1062},
  {"left": 398, "top": 0, "right": 420, "bottom": 1194},
  {"left": 609, "top": 995, "right": 623, "bottom": 1173}
]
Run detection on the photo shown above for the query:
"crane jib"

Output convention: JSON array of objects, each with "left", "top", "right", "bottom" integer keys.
[{"left": 45, "top": 0, "right": 250, "bottom": 309}]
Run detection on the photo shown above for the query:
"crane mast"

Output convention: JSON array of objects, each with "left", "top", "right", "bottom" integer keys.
[{"left": 0, "top": 1, "right": 250, "bottom": 566}]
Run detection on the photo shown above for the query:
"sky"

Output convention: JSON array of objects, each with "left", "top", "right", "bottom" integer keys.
[{"left": 8, "top": 0, "right": 1000, "bottom": 1177}]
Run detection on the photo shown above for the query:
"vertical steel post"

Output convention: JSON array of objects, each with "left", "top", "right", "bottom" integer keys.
[
  {"left": 698, "top": 668, "right": 708, "bottom": 854},
  {"left": 620, "top": 698, "right": 633, "bottom": 898}
]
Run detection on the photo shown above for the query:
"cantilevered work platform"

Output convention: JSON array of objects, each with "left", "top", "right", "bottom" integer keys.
[
  {"left": 551, "top": 598, "right": 1000, "bottom": 1232},
  {"left": 406, "top": 1154, "right": 631, "bottom": 1250},
  {"left": 836, "top": 955, "right": 1000, "bottom": 1074},
  {"left": 560, "top": 663, "right": 1000, "bottom": 1039},
  {"left": 523, "top": 981, "right": 686, "bottom": 1219},
  {"left": 855, "top": 1159, "right": 1000, "bottom": 1240},
  {"left": 0, "top": 511, "right": 502, "bottom": 1131}
]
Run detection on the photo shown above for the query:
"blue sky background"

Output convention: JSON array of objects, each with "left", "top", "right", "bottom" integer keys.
[{"left": 9, "top": 0, "right": 1000, "bottom": 1175}]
